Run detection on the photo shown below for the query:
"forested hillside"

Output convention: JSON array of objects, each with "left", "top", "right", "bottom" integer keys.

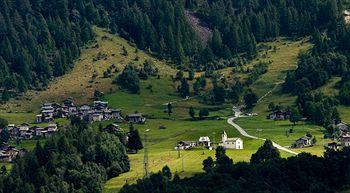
[
  {"left": 281, "top": 0, "right": 350, "bottom": 127},
  {"left": 0, "top": 0, "right": 94, "bottom": 97},
  {"left": 0, "top": 0, "right": 344, "bottom": 100}
]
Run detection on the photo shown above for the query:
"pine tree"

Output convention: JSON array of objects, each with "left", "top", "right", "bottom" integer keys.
[
  {"left": 127, "top": 124, "right": 143, "bottom": 153},
  {"left": 179, "top": 78, "right": 190, "bottom": 98},
  {"left": 189, "top": 106, "right": 195, "bottom": 120}
]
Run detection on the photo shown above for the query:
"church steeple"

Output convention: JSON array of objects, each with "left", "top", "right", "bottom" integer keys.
[{"left": 222, "top": 130, "right": 227, "bottom": 142}]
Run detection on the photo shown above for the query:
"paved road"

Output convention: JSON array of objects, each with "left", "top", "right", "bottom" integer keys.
[{"left": 227, "top": 117, "right": 298, "bottom": 155}]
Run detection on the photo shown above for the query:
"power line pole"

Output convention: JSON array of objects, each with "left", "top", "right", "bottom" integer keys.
[
  {"left": 143, "top": 129, "right": 150, "bottom": 178},
  {"left": 181, "top": 153, "right": 184, "bottom": 172}
]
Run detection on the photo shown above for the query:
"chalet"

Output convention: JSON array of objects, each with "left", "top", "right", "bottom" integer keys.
[
  {"left": 198, "top": 136, "right": 211, "bottom": 147},
  {"left": 175, "top": 141, "right": 197, "bottom": 150},
  {"left": 7, "top": 124, "right": 18, "bottom": 138},
  {"left": 219, "top": 131, "right": 243, "bottom": 149},
  {"left": 36, "top": 114, "right": 43, "bottom": 123},
  {"left": 42, "top": 109, "right": 54, "bottom": 122},
  {"left": 292, "top": 136, "right": 312, "bottom": 148},
  {"left": 111, "top": 109, "right": 122, "bottom": 119},
  {"left": 33, "top": 126, "right": 44, "bottom": 137},
  {"left": 103, "top": 123, "right": 122, "bottom": 133},
  {"left": 337, "top": 122, "right": 349, "bottom": 134},
  {"left": 24, "top": 131, "right": 33, "bottom": 139},
  {"left": 79, "top": 105, "right": 91, "bottom": 114},
  {"left": 46, "top": 124, "right": 58, "bottom": 132},
  {"left": 340, "top": 134, "right": 350, "bottom": 147},
  {"left": 94, "top": 101, "right": 108, "bottom": 110},
  {"left": 0, "top": 146, "right": 19, "bottom": 162},
  {"left": 125, "top": 113, "right": 146, "bottom": 124},
  {"left": 328, "top": 141, "right": 340, "bottom": 150},
  {"left": 267, "top": 110, "right": 291, "bottom": 121},
  {"left": 19, "top": 124, "right": 29, "bottom": 138}
]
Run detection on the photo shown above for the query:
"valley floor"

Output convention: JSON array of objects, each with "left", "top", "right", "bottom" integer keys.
[{"left": 0, "top": 27, "right": 343, "bottom": 193}]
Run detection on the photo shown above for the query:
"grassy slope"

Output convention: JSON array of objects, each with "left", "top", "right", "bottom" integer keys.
[
  {"left": 234, "top": 39, "right": 326, "bottom": 156},
  {"left": 0, "top": 27, "right": 175, "bottom": 124}
]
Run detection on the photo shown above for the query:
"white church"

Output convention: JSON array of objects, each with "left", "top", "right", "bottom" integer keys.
[{"left": 219, "top": 131, "right": 243, "bottom": 149}]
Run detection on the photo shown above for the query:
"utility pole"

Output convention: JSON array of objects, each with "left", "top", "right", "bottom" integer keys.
[
  {"left": 212, "top": 132, "right": 216, "bottom": 149},
  {"left": 182, "top": 156, "right": 184, "bottom": 172},
  {"left": 143, "top": 129, "right": 150, "bottom": 178}
]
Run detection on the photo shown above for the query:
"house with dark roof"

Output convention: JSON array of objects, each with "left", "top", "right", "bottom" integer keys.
[
  {"left": 125, "top": 113, "right": 146, "bottom": 124},
  {"left": 292, "top": 136, "right": 312, "bottom": 148}
]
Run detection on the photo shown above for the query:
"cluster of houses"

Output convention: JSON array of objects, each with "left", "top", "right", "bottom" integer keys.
[
  {"left": 267, "top": 110, "right": 291, "bottom": 121},
  {"left": 0, "top": 145, "right": 26, "bottom": 162},
  {"left": 327, "top": 122, "right": 350, "bottom": 150},
  {"left": 36, "top": 99, "right": 146, "bottom": 124},
  {"left": 6, "top": 123, "right": 58, "bottom": 140},
  {"left": 175, "top": 131, "right": 243, "bottom": 150}
]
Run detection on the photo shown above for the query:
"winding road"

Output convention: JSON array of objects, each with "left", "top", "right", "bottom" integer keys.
[
  {"left": 228, "top": 85, "right": 298, "bottom": 155},
  {"left": 227, "top": 116, "right": 298, "bottom": 155}
]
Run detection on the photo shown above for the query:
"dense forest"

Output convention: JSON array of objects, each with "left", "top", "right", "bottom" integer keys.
[
  {"left": 120, "top": 140, "right": 350, "bottom": 193},
  {"left": 0, "top": 119, "right": 130, "bottom": 193},
  {"left": 281, "top": 0, "right": 350, "bottom": 127},
  {"left": 0, "top": 0, "right": 94, "bottom": 99},
  {"left": 0, "top": 0, "right": 344, "bottom": 99}
]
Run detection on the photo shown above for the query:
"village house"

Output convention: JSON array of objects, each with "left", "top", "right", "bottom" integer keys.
[
  {"left": 19, "top": 124, "right": 30, "bottom": 138},
  {"left": 267, "top": 110, "right": 291, "bottom": 121},
  {"left": 175, "top": 141, "right": 198, "bottom": 150},
  {"left": 219, "top": 131, "right": 243, "bottom": 149},
  {"left": 198, "top": 136, "right": 211, "bottom": 147},
  {"left": 340, "top": 134, "right": 350, "bottom": 147},
  {"left": 328, "top": 141, "right": 340, "bottom": 150},
  {"left": 292, "top": 136, "right": 312, "bottom": 148},
  {"left": 103, "top": 123, "right": 122, "bottom": 133},
  {"left": 337, "top": 122, "right": 349, "bottom": 134},
  {"left": 125, "top": 113, "right": 146, "bottom": 124},
  {"left": 111, "top": 109, "right": 122, "bottom": 119},
  {"left": 0, "top": 146, "right": 19, "bottom": 162},
  {"left": 7, "top": 124, "right": 18, "bottom": 138}
]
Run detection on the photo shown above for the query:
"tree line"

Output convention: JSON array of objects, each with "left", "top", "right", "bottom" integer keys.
[{"left": 0, "top": 118, "right": 130, "bottom": 193}]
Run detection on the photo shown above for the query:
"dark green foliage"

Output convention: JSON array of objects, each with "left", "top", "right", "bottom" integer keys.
[
  {"left": 127, "top": 124, "right": 143, "bottom": 153},
  {"left": 250, "top": 139, "right": 280, "bottom": 164},
  {"left": 0, "top": 118, "right": 8, "bottom": 129},
  {"left": 202, "top": 156, "right": 214, "bottom": 173},
  {"left": 246, "top": 62, "right": 268, "bottom": 85},
  {"left": 161, "top": 165, "right": 172, "bottom": 179},
  {"left": 188, "top": 106, "right": 195, "bottom": 120},
  {"left": 296, "top": 92, "right": 340, "bottom": 126},
  {"left": 199, "top": 108, "right": 209, "bottom": 119},
  {"left": 178, "top": 78, "right": 190, "bottom": 98},
  {"left": 1, "top": 90, "right": 10, "bottom": 102},
  {"left": 0, "top": 0, "right": 94, "bottom": 94},
  {"left": 167, "top": 103, "right": 173, "bottom": 116},
  {"left": 188, "top": 69, "right": 195, "bottom": 80},
  {"left": 1, "top": 165, "right": 6, "bottom": 174},
  {"left": 0, "top": 127, "right": 10, "bottom": 144},
  {"left": 116, "top": 65, "right": 140, "bottom": 94},
  {"left": 2, "top": 121, "right": 129, "bottom": 193},
  {"left": 289, "top": 107, "right": 301, "bottom": 125},
  {"left": 244, "top": 89, "right": 258, "bottom": 109}
]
